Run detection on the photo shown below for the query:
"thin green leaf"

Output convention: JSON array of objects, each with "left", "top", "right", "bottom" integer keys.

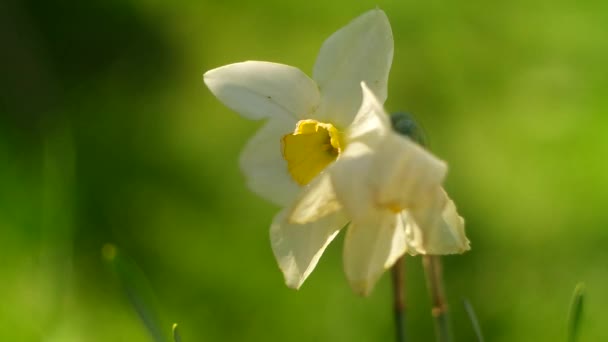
[
  {"left": 102, "top": 244, "right": 169, "bottom": 342},
  {"left": 567, "top": 282, "right": 585, "bottom": 342},
  {"left": 172, "top": 323, "right": 182, "bottom": 342},
  {"left": 463, "top": 299, "right": 484, "bottom": 342}
]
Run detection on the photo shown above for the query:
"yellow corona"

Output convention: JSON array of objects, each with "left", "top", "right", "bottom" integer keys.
[{"left": 282, "top": 119, "right": 343, "bottom": 185}]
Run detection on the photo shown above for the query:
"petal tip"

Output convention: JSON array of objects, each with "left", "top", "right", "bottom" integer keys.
[
  {"left": 284, "top": 277, "right": 305, "bottom": 290},
  {"left": 202, "top": 69, "right": 215, "bottom": 86},
  {"left": 349, "top": 279, "right": 374, "bottom": 297}
]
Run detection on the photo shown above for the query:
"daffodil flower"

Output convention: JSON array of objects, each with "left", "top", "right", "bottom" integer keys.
[
  {"left": 204, "top": 9, "right": 469, "bottom": 295},
  {"left": 285, "top": 83, "right": 469, "bottom": 295}
]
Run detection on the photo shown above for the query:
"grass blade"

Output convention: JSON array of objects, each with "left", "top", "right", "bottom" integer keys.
[
  {"left": 102, "top": 244, "right": 169, "bottom": 342},
  {"left": 172, "top": 323, "right": 182, "bottom": 342},
  {"left": 463, "top": 299, "right": 484, "bottom": 342},
  {"left": 567, "top": 283, "right": 585, "bottom": 342}
]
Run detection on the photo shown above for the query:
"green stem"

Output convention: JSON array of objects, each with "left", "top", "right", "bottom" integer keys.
[
  {"left": 423, "top": 255, "right": 452, "bottom": 342},
  {"left": 391, "top": 256, "right": 407, "bottom": 342}
]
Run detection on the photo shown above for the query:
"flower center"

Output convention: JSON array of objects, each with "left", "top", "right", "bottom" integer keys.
[{"left": 281, "top": 119, "right": 343, "bottom": 186}]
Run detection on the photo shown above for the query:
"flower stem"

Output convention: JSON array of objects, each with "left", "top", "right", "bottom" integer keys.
[
  {"left": 423, "top": 255, "right": 452, "bottom": 342},
  {"left": 391, "top": 256, "right": 407, "bottom": 342}
]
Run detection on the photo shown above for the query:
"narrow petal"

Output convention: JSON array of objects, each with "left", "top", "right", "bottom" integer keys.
[
  {"left": 270, "top": 209, "right": 349, "bottom": 289},
  {"left": 289, "top": 173, "right": 342, "bottom": 224},
  {"left": 204, "top": 61, "right": 320, "bottom": 120},
  {"left": 404, "top": 189, "right": 470, "bottom": 255},
  {"left": 324, "top": 83, "right": 390, "bottom": 217},
  {"left": 239, "top": 116, "right": 300, "bottom": 206},
  {"left": 343, "top": 210, "right": 406, "bottom": 296},
  {"left": 346, "top": 82, "right": 392, "bottom": 147},
  {"left": 313, "top": 9, "right": 393, "bottom": 128},
  {"left": 438, "top": 194, "right": 470, "bottom": 252}
]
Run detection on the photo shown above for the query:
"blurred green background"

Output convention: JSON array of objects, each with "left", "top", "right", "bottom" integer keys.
[{"left": 1, "top": 0, "right": 607, "bottom": 341}]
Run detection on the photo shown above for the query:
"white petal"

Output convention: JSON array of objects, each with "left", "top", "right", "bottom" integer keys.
[
  {"left": 331, "top": 136, "right": 446, "bottom": 224},
  {"left": 346, "top": 82, "right": 392, "bottom": 147},
  {"left": 204, "top": 61, "right": 320, "bottom": 120},
  {"left": 270, "top": 208, "right": 349, "bottom": 289},
  {"left": 343, "top": 210, "right": 406, "bottom": 296},
  {"left": 288, "top": 173, "right": 342, "bottom": 224},
  {"left": 404, "top": 189, "right": 470, "bottom": 255},
  {"left": 332, "top": 83, "right": 446, "bottom": 221},
  {"left": 368, "top": 133, "right": 448, "bottom": 211},
  {"left": 239, "top": 116, "right": 300, "bottom": 206},
  {"left": 329, "top": 142, "right": 375, "bottom": 223},
  {"left": 438, "top": 194, "right": 470, "bottom": 252},
  {"left": 313, "top": 9, "right": 393, "bottom": 128}
]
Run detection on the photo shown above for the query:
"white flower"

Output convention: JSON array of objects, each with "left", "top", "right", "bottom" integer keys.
[
  {"left": 287, "top": 83, "right": 470, "bottom": 294},
  {"left": 204, "top": 9, "right": 469, "bottom": 295}
]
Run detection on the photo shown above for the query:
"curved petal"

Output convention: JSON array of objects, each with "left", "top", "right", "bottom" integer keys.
[
  {"left": 345, "top": 82, "right": 392, "bottom": 147},
  {"left": 330, "top": 140, "right": 446, "bottom": 225},
  {"left": 403, "top": 189, "right": 470, "bottom": 255},
  {"left": 327, "top": 84, "right": 390, "bottom": 214},
  {"left": 343, "top": 210, "right": 406, "bottom": 296},
  {"left": 332, "top": 83, "right": 446, "bottom": 221},
  {"left": 239, "top": 116, "right": 300, "bottom": 206},
  {"left": 438, "top": 194, "right": 470, "bottom": 252},
  {"left": 289, "top": 173, "right": 342, "bottom": 224},
  {"left": 368, "top": 133, "right": 447, "bottom": 211},
  {"left": 270, "top": 208, "right": 349, "bottom": 289},
  {"left": 329, "top": 141, "right": 375, "bottom": 223},
  {"left": 313, "top": 9, "right": 393, "bottom": 128},
  {"left": 204, "top": 61, "right": 320, "bottom": 120}
]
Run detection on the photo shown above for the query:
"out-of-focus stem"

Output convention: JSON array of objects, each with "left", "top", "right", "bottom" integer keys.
[
  {"left": 423, "top": 255, "right": 452, "bottom": 342},
  {"left": 391, "top": 256, "right": 406, "bottom": 342}
]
